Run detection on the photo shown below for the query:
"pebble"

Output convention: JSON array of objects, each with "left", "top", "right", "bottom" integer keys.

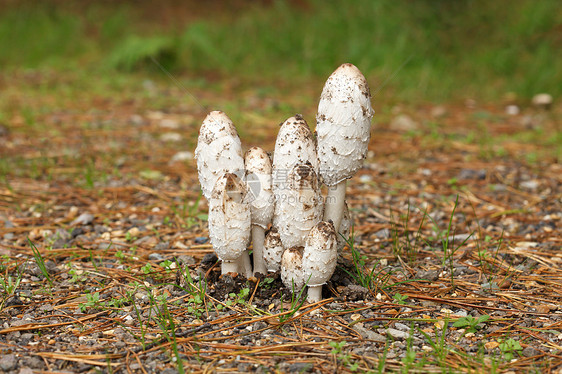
[
  {"left": 195, "top": 236, "right": 208, "bottom": 244},
  {"left": 430, "top": 105, "right": 447, "bottom": 118},
  {"left": 160, "top": 132, "right": 182, "bottom": 142},
  {"left": 522, "top": 346, "right": 541, "bottom": 357},
  {"left": 160, "top": 119, "right": 180, "bottom": 129},
  {"left": 19, "top": 367, "right": 34, "bottom": 374},
  {"left": 0, "top": 354, "right": 17, "bottom": 371},
  {"left": 532, "top": 93, "right": 552, "bottom": 110},
  {"left": 505, "top": 105, "right": 519, "bottom": 115},
  {"left": 170, "top": 151, "right": 194, "bottom": 163},
  {"left": 520, "top": 180, "right": 539, "bottom": 190},
  {"left": 148, "top": 253, "right": 165, "bottom": 261},
  {"left": 389, "top": 114, "right": 418, "bottom": 131},
  {"left": 394, "top": 322, "right": 410, "bottom": 331},
  {"left": 71, "top": 212, "right": 94, "bottom": 226},
  {"left": 458, "top": 168, "right": 486, "bottom": 180},
  {"left": 387, "top": 328, "right": 409, "bottom": 339}
]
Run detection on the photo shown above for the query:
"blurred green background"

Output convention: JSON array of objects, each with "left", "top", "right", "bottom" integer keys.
[{"left": 0, "top": 0, "right": 560, "bottom": 101}]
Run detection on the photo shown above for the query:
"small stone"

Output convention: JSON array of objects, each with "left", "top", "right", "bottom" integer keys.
[
  {"left": 522, "top": 346, "right": 541, "bottom": 357},
  {"left": 520, "top": 180, "right": 539, "bottom": 190},
  {"left": 0, "top": 354, "right": 17, "bottom": 371},
  {"left": 458, "top": 168, "right": 486, "bottom": 180},
  {"left": 532, "top": 93, "right": 553, "bottom": 110},
  {"left": 359, "top": 174, "right": 372, "bottom": 183},
  {"left": 354, "top": 324, "right": 387, "bottom": 342},
  {"left": 430, "top": 106, "right": 447, "bottom": 118},
  {"left": 19, "top": 367, "right": 34, "bottom": 374},
  {"left": 160, "top": 119, "right": 180, "bottom": 129},
  {"left": 129, "top": 114, "right": 147, "bottom": 126},
  {"left": 389, "top": 114, "right": 418, "bottom": 132},
  {"left": 71, "top": 213, "right": 94, "bottom": 226},
  {"left": 505, "top": 105, "right": 519, "bottom": 115},
  {"left": 394, "top": 322, "right": 409, "bottom": 331},
  {"left": 195, "top": 236, "right": 208, "bottom": 244},
  {"left": 415, "top": 269, "right": 439, "bottom": 282},
  {"left": 387, "top": 328, "right": 409, "bottom": 339},
  {"left": 148, "top": 253, "right": 165, "bottom": 262},
  {"left": 170, "top": 151, "right": 194, "bottom": 163},
  {"left": 160, "top": 132, "right": 182, "bottom": 142}
]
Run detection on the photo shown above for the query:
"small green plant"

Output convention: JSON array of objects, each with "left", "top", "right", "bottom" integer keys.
[
  {"left": 259, "top": 277, "right": 275, "bottom": 288},
  {"left": 393, "top": 292, "right": 408, "bottom": 305},
  {"left": 79, "top": 292, "right": 101, "bottom": 312},
  {"left": 28, "top": 238, "right": 53, "bottom": 287},
  {"left": 67, "top": 264, "right": 87, "bottom": 283},
  {"left": 498, "top": 338, "right": 522, "bottom": 361},
  {"left": 141, "top": 263, "right": 153, "bottom": 274},
  {"left": 453, "top": 315, "right": 490, "bottom": 334},
  {"left": 329, "top": 341, "right": 359, "bottom": 372}
]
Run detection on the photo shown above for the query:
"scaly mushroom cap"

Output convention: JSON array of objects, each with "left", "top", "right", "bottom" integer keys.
[
  {"left": 244, "top": 147, "right": 274, "bottom": 229},
  {"left": 195, "top": 111, "right": 244, "bottom": 200},
  {"left": 281, "top": 246, "right": 305, "bottom": 291},
  {"left": 302, "top": 221, "right": 338, "bottom": 287},
  {"left": 337, "top": 201, "right": 352, "bottom": 252},
  {"left": 272, "top": 115, "right": 318, "bottom": 199},
  {"left": 263, "top": 228, "right": 284, "bottom": 272},
  {"left": 273, "top": 162, "right": 323, "bottom": 248},
  {"left": 316, "top": 63, "right": 374, "bottom": 186},
  {"left": 208, "top": 173, "right": 251, "bottom": 262}
]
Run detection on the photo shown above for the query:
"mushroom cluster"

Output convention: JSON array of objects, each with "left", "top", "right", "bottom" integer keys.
[{"left": 195, "top": 63, "right": 374, "bottom": 303}]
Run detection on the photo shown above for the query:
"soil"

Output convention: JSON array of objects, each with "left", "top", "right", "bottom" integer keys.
[{"left": 0, "top": 73, "right": 561, "bottom": 373}]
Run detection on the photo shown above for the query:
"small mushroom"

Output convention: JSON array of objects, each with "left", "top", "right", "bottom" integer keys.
[
  {"left": 281, "top": 246, "right": 305, "bottom": 292},
  {"left": 302, "top": 221, "right": 338, "bottom": 303},
  {"left": 273, "top": 162, "right": 323, "bottom": 249},
  {"left": 244, "top": 147, "right": 274, "bottom": 275},
  {"left": 263, "top": 228, "right": 283, "bottom": 272},
  {"left": 195, "top": 111, "right": 245, "bottom": 200},
  {"left": 316, "top": 64, "right": 374, "bottom": 231},
  {"left": 208, "top": 173, "right": 251, "bottom": 275}
]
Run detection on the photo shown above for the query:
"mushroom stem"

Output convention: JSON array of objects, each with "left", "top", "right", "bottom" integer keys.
[
  {"left": 307, "top": 285, "right": 323, "bottom": 303},
  {"left": 323, "top": 181, "right": 346, "bottom": 232},
  {"left": 251, "top": 225, "right": 267, "bottom": 275},
  {"left": 237, "top": 251, "right": 253, "bottom": 278},
  {"left": 222, "top": 261, "right": 238, "bottom": 275}
]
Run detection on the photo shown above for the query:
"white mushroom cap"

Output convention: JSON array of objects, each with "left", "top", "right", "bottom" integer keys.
[
  {"left": 244, "top": 147, "right": 274, "bottom": 229},
  {"left": 337, "top": 201, "right": 352, "bottom": 252},
  {"left": 208, "top": 173, "right": 251, "bottom": 263},
  {"left": 273, "top": 162, "right": 323, "bottom": 248},
  {"left": 195, "top": 111, "right": 245, "bottom": 200},
  {"left": 302, "top": 221, "right": 338, "bottom": 287},
  {"left": 272, "top": 115, "right": 318, "bottom": 198},
  {"left": 263, "top": 228, "right": 284, "bottom": 272},
  {"left": 281, "top": 246, "right": 305, "bottom": 291},
  {"left": 316, "top": 63, "right": 374, "bottom": 186}
]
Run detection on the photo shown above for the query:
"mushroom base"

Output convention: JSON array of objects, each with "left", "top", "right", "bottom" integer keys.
[{"left": 323, "top": 181, "right": 346, "bottom": 231}]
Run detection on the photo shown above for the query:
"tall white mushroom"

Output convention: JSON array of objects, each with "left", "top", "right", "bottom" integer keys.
[
  {"left": 244, "top": 147, "right": 274, "bottom": 275},
  {"left": 274, "top": 162, "right": 323, "bottom": 249},
  {"left": 272, "top": 115, "right": 318, "bottom": 203},
  {"left": 195, "top": 111, "right": 245, "bottom": 200},
  {"left": 316, "top": 64, "right": 374, "bottom": 232},
  {"left": 208, "top": 173, "right": 251, "bottom": 275},
  {"left": 195, "top": 111, "right": 251, "bottom": 276},
  {"left": 302, "top": 221, "right": 338, "bottom": 303},
  {"left": 263, "top": 228, "right": 283, "bottom": 272},
  {"left": 281, "top": 246, "right": 305, "bottom": 292}
]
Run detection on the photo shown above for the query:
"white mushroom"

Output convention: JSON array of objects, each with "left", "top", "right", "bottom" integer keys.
[
  {"left": 195, "top": 111, "right": 245, "bottom": 200},
  {"left": 272, "top": 115, "right": 318, "bottom": 202},
  {"left": 208, "top": 173, "right": 251, "bottom": 275},
  {"left": 280, "top": 246, "right": 305, "bottom": 292},
  {"left": 274, "top": 162, "right": 322, "bottom": 249},
  {"left": 316, "top": 64, "right": 374, "bottom": 231},
  {"left": 263, "top": 228, "right": 283, "bottom": 272},
  {"left": 244, "top": 147, "right": 274, "bottom": 275},
  {"left": 302, "top": 221, "right": 338, "bottom": 303},
  {"left": 195, "top": 111, "right": 251, "bottom": 276},
  {"left": 337, "top": 201, "right": 352, "bottom": 252}
]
